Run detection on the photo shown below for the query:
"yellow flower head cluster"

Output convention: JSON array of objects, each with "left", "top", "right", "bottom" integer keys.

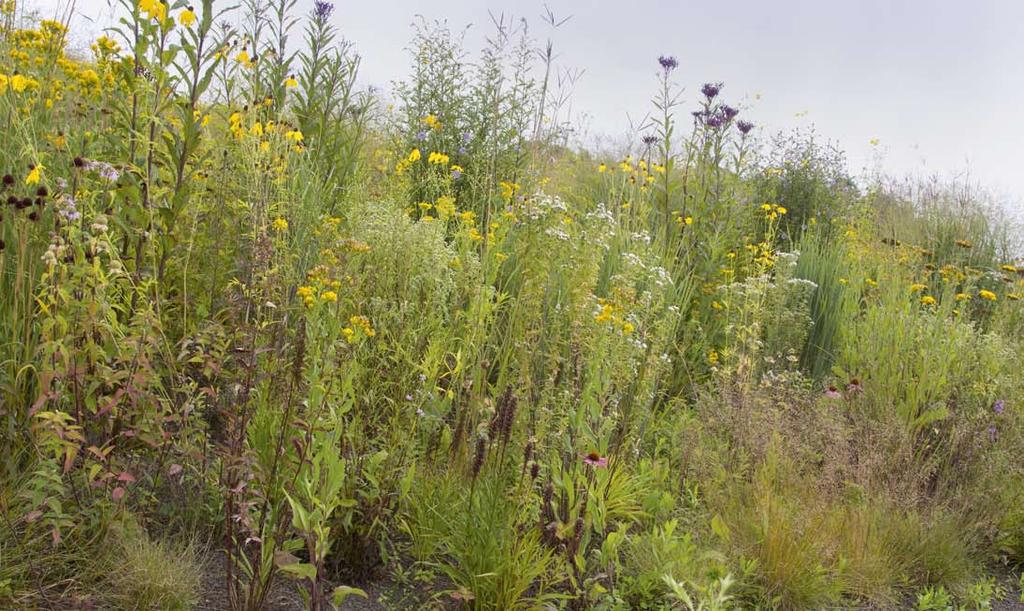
[
  {"left": 138, "top": 0, "right": 168, "bottom": 23},
  {"left": 395, "top": 148, "right": 421, "bottom": 174},
  {"left": 978, "top": 289, "right": 997, "bottom": 301},
  {"left": 594, "top": 299, "right": 635, "bottom": 335},
  {"left": 421, "top": 114, "right": 441, "bottom": 130},
  {"left": 499, "top": 180, "right": 520, "bottom": 202},
  {"left": 428, "top": 151, "right": 449, "bottom": 165},
  {"left": 760, "top": 202, "right": 787, "bottom": 221},
  {"left": 343, "top": 315, "right": 376, "bottom": 342}
]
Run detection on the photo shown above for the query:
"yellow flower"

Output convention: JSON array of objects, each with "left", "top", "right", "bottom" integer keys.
[
  {"left": 597, "top": 163, "right": 607, "bottom": 173},
  {"left": 139, "top": 0, "right": 167, "bottom": 22},
  {"left": 10, "top": 73, "right": 36, "bottom": 93},
  {"left": 910, "top": 283, "right": 927, "bottom": 292},
  {"left": 421, "top": 114, "right": 440, "bottom": 129},
  {"left": 708, "top": 350, "right": 719, "bottom": 365},
  {"left": 284, "top": 130, "right": 303, "bottom": 142},
  {"left": 178, "top": 6, "right": 196, "bottom": 26},
  {"left": 684, "top": 216, "right": 693, "bottom": 225},
  {"left": 25, "top": 164, "right": 43, "bottom": 185},
  {"left": 621, "top": 322, "right": 635, "bottom": 334},
  {"left": 271, "top": 217, "right": 288, "bottom": 232},
  {"left": 427, "top": 151, "right": 449, "bottom": 165},
  {"left": 1000, "top": 264, "right": 1017, "bottom": 273},
  {"left": 955, "top": 293, "right": 971, "bottom": 301},
  {"left": 322, "top": 290, "right": 337, "bottom": 303},
  {"left": 978, "top": 289, "right": 997, "bottom": 301},
  {"left": 407, "top": 148, "right": 421, "bottom": 162},
  {"left": 284, "top": 76, "right": 298, "bottom": 88},
  {"left": 920, "top": 295, "right": 936, "bottom": 306}
]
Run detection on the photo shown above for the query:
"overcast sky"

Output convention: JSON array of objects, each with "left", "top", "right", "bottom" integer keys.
[{"left": 38, "top": 0, "right": 1024, "bottom": 213}]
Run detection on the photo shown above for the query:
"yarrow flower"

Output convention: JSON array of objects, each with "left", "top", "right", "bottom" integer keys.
[{"left": 658, "top": 55, "right": 678, "bottom": 72}]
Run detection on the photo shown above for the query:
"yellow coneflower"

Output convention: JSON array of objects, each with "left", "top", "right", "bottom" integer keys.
[{"left": 178, "top": 6, "right": 196, "bottom": 26}]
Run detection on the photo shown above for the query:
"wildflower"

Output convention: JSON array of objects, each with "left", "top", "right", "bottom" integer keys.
[
  {"left": 955, "top": 239, "right": 973, "bottom": 249},
  {"left": 428, "top": 151, "right": 449, "bottom": 165},
  {"left": 415, "top": 130, "right": 427, "bottom": 141},
  {"left": 138, "top": 0, "right": 167, "bottom": 22},
  {"left": 421, "top": 114, "right": 440, "bottom": 130},
  {"left": 582, "top": 451, "right": 608, "bottom": 468},
  {"left": 920, "top": 295, "right": 936, "bottom": 306},
  {"left": 284, "top": 75, "right": 298, "bottom": 88},
  {"left": 1, "top": 174, "right": 13, "bottom": 187},
  {"left": 994, "top": 399, "right": 1005, "bottom": 415},
  {"left": 25, "top": 164, "right": 43, "bottom": 185},
  {"left": 701, "top": 82, "right": 721, "bottom": 99},
  {"left": 824, "top": 386, "right": 841, "bottom": 399},
  {"left": 910, "top": 283, "right": 927, "bottom": 292},
  {"left": 846, "top": 378, "right": 862, "bottom": 393},
  {"left": 450, "top": 165, "right": 463, "bottom": 180},
  {"left": 313, "top": 0, "right": 334, "bottom": 19},
  {"left": 597, "top": 163, "right": 607, "bottom": 173},
  {"left": 321, "top": 290, "right": 337, "bottom": 303},
  {"left": 720, "top": 105, "right": 739, "bottom": 120},
  {"left": 658, "top": 55, "right": 678, "bottom": 72},
  {"left": 178, "top": 6, "right": 196, "bottom": 26},
  {"left": 271, "top": 217, "right": 288, "bottom": 232},
  {"left": 978, "top": 289, "right": 997, "bottom": 301},
  {"left": 736, "top": 120, "right": 754, "bottom": 135},
  {"left": 955, "top": 292, "right": 971, "bottom": 301}
]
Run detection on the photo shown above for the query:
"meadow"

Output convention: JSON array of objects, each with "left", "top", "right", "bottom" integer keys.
[{"left": 1, "top": 0, "right": 1023, "bottom": 609}]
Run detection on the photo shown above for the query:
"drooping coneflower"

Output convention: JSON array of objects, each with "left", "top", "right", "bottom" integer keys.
[
  {"left": 846, "top": 378, "right": 862, "bottom": 394},
  {"left": 824, "top": 386, "right": 841, "bottom": 399},
  {"left": 582, "top": 451, "right": 608, "bottom": 468}
]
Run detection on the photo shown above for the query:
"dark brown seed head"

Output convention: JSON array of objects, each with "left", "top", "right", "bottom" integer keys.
[
  {"left": 1, "top": 174, "right": 13, "bottom": 186},
  {"left": 36, "top": 186, "right": 48, "bottom": 197},
  {"left": 471, "top": 436, "right": 487, "bottom": 479},
  {"left": 27, "top": 211, "right": 38, "bottom": 221},
  {"left": 73, "top": 156, "right": 85, "bottom": 168}
]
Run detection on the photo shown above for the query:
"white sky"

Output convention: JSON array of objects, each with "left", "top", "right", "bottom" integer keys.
[{"left": 32, "top": 0, "right": 1024, "bottom": 215}]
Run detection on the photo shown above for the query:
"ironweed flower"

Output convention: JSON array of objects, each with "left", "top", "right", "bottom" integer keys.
[
  {"left": 737, "top": 120, "right": 754, "bottom": 135},
  {"left": 701, "top": 82, "right": 721, "bottom": 99},
  {"left": 720, "top": 104, "right": 739, "bottom": 120},
  {"left": 313, "top": 1, "right": 334, "bottom": 19},
  {"left": 658, "top": 55, "right": 679, "bottom": 72}
]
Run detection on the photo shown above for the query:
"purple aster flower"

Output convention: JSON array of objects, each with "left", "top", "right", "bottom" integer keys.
[
  {"left": 415, "top": 130, "right": 427, "bottom": 141},
  {"left": 736, "top": 120, "right": 754, "bottom": 135},
  {"left": 701, "top": 82, "right": 721, "bottom": 99},
  {"left": 720, "top": 105, "right": 739, "bottom": 120},
  {"left": 313, "top": 1, "right": 334, "bottom": 19},
  {"left": 658, "top": 55, "right": 678, "bottom": 72},
  {"left": 462, "top": 131, "right": 473, "bottom": 143},
  {"left": 458, "top": 146, "right": 467, "bottom": 155},
  {"left": 994, "top": 399, "right": 1005, "bottom": 415}
]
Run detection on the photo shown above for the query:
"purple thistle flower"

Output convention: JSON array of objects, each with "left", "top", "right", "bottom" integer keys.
[
  {"left": 994, "top": 399, "right": 1005, "bottom": 415},
  {"left": 706, "top": 114, "right": 724, "bottom": 129},
  {"left": 658, "top": 55, "right": 679, "bottom": 72},
  {"left": 720, "top": 105, "right": 739, "bottom": 121},
  {"left": 736, "top": 120, "right": 754, "bottom": 135},
  {"left": 701, "top": 82, "right": 721, "bottom": 99},
  {"left": 313, "top": 1, "right": 334, "bottom": 19}
]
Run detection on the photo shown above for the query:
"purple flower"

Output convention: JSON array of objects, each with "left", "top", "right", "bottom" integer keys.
[
  {"left": 824, "top": 386, "right": 841, "bottom": 399},
  {"left": 582, "top": 451, "right": 608, "bottom": 468},
  {"left": 415, "top": 130, "right": 427, "bottom": 141},
  {"left": 462, "top": 131, "right": 473, "bottom": 143},
  {"left": 658, "top": 55, "right": 679, "bottom": 72},
  {"left": 988, "top": 425, "right": 998, "bottom": 443},
  {"left": 720, "top": 105, "right": 739, "bottom": 120},
  {"left": 642, "top": 134, "right": 658, "bottom": 146},
  {"left": 994, "top": 399, "right": 1005, "bottom": 415},
  {"left": 451, "top": 168, "right": 462, "bottom": 180},
  {"left": 458, "top": 146, "right": 467, "bottom": 155},
  {"left": 313, "top": 1, "right": 334, "bottom": 19},
  {"left": 846, "top": 378, "right": 862, "bottom": 394},
  {"left": 706, "top": 114, "right": 724, "bottom": 129},
  {"left": 736, "top": 120, "right": 754, "bottom": 135},
  {"left": 701, "top": 82, "right": 721, "bottom": 99}
]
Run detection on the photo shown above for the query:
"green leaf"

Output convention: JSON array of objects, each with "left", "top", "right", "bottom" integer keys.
[
  {"left": 331, "top": 585, "right": 368, "bottom": 606},
  {"left": 279, "top": 562, "right": 317, "bottom": 581}
]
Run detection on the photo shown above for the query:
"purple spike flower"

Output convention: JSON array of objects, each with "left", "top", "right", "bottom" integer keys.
[
  {"left": 736, "top": 120, "right": 754, "bottom": 135},
  {"left": 701, "top": 82, "right": 721, "bottom": 99},
  {"left": 313, "top": 1, "right": 334, "bottom": 19}
]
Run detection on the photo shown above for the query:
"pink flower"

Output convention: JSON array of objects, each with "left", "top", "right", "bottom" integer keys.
[
  {"left": 824, "top": 386, "right": 841, "bottom": 399},
  {"left": 582, "top": 451, "right": 608, "bottom": 468}
]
